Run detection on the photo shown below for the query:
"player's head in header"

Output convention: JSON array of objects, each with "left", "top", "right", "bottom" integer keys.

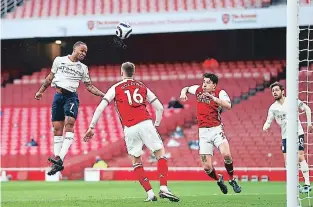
[
  {"left": 121, "top": 62, "right": 135, "bottom": 79},
  {"left": 270, "top": 82, "right": 285, "bottom": 100},
  {"left": 71, "top": 41, "right": 88, "bottom": 61},
  {"left": 202, "top": 73, "right": 218, "bottom": 92}
]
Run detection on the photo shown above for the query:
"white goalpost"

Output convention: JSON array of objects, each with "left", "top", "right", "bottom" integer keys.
[
  {"left": 288, "top": 1, "right": 313, "bottom": 207},
  {"left": 286, "top": 1, "right": 300, "bottom": 207}
]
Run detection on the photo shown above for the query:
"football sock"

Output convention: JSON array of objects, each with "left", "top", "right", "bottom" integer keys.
[
  {"left": 224, "top": 159, "right": 234, "bottom": 180},
  {"left": 158, "top": 157, "right": 168, "bottom": 190},
  {"left": 59, "top": 132, "right": 74, "bottom": 161},
  {"left": 133, "top": 163, "right": 153, "bottom": 192},
  {"left": 300, "top": 160, "right": 310, "bottom": 186},
  {"left": 53, "top": 136, "right": 63, "bottom": 157},
  {"left": 147, "top": 189, "right": 155, "bottom": 198},
  {"left": 204, "top": 168, "right": 218, "bottom": 181}
]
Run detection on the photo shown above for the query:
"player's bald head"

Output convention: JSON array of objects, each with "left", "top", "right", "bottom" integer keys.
[
  {"left": 121, "top": 62, "right": 135, "bottom": 77},
  {"left": 73, "top": 41, "right": 87, "bottom": 50}
]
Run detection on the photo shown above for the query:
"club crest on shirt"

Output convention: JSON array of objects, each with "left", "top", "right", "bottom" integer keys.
[
  {"left": 276, "top": 113, "right": 286, "bottom": 121},
  {"left": 196, "top": 92, "right": 211, "bottom": 104},
  {"left": 76, "top": 64, "right": 82, "bottom": 70}
]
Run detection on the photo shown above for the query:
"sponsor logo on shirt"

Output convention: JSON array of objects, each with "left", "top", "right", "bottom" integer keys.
[{"left": 58, "top": 64, "right": 84, "bottom": 77}]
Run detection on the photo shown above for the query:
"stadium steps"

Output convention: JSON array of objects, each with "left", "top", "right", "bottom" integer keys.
[
  {"left": 1, "top": 0, "right": 24, "bottom": 18},
  {"left": 3, "top": 0, "right": 270, "bottom": 19}
]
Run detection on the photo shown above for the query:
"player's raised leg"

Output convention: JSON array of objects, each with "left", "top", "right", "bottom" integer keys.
[
  {"left": 218, "top": 141, "right": 241, "bottom": 193},
  {"left": 49, "top": 94, "right": 79, "bottom": 170},
  {"left": 201, "top": 154, "right": 228, "bottom": 194},
  {"left": 199, "top": 128, "right": 228, "bottom": 194},
  {"left": 47, "top": 93, "right": 65, "bottom": 175},
  {"left": 48, "top": 121, "right": 65, "bottom": 175},
  {"left": 53, "top": 121, "right": 64, "bottom": 157}
]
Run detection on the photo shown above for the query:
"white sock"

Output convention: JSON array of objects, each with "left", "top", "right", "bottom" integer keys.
[
  {"left": 53, "top": 136, "right": 63, "bottom": 157},
  {"left": 300, "top": 160, "right": 310, "bottom": 186},
  {"left": 59, "top": 132, "right": 74, "bottom": 161},
  {"left": 147, "top": 189, "right": 155, "bottom": 198},
  {"left": 160, "top": 185, "right": 169, "bottom": 192}
]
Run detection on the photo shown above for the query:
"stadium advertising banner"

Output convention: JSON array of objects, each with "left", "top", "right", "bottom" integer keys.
[{"left": 2, "top": 6, "right": 313, "bottom": 39}]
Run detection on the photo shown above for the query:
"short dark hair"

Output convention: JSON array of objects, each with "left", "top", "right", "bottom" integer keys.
[
  {"left": 270, "top": 82, "right": 284, "bottom": 90},
  {"left": 73, "top": 41, "right": 87, "bottom": 49},
  {"left": 122, "top": 62, "right": 135, "bottom": 77},
  {"left": 203, "top": 73, "right": 218, "bottom": 84}
]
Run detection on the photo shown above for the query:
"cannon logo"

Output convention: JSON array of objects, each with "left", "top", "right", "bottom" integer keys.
[
  {"left": 222, "top": 14, "right": 230, "bottom": 24},
  {"left": 87, "top": 21, "right": 95, "bottom": 30}
]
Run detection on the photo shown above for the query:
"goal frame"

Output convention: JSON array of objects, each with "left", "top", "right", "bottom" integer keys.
[{"left": 286, "top": 0, "right": 300, "bottom": 206}]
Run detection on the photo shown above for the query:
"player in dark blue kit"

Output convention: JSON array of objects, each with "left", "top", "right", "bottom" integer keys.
[{"left": 35, "top": 42, "right": 105, "bottom": 175}]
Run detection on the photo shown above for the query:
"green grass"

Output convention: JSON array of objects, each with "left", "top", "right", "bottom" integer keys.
[{"left": 1, "top": 181, "right": 312, "bottom": 207}]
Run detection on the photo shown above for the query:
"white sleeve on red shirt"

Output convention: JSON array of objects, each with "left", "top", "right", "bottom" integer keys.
[
  {"left": 103, "top": 86, "right": 116, "bottom": 103},
  {"left": 218, "top": 90, "right": 231, "bottom": 103},
  {"left": 89, "top": 86, "right": 116, "bottom": 128},
  {"left": 187, "top": 85, "right": 200, "bottom": 95},
  {"left": 147, "top": 88, "right": 157, "bottom": 103},
  {"left": 147, "top": 88, "right": 163, "bottom": 126}
]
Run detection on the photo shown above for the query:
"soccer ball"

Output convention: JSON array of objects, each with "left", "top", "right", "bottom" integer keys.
[{"left": 116, "top": 22, "right": 132, "bottom": 39}]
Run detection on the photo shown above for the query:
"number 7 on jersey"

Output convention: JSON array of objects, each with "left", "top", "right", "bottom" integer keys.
[{"left": 124, "top": 88, "right": 144, "bottom": 105}]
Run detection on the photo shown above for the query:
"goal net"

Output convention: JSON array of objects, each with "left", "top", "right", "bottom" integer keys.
[{"left": 298, "top": 24, "right": 313, "bottom": 207}]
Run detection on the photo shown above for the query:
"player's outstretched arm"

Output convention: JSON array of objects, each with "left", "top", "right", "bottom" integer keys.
[
  {"left": 35, "top": 72, "right": 55, "bottom": 100},
  {"left": 84, "top": 87, "right": 115, "bottom": 141},
  {"left": 84, "top": 81, "right": 105, "bottom": 97},
  {"left": 83, "top": 99, "right": 109, "bottom": 142},
  {"left": 263, "top": 107, "right": 274, "bottom": 132},
  {"left": 299, "top": 101, "right": 312, "bottom": 132},
  {"left": 180, "top": 85, "right": 199, "bottom": 102}
]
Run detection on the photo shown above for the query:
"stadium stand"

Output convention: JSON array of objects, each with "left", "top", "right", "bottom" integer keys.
[
  {"left": 1, "top": 60, "right": 290, "bottom": 180},
  {"left": 2, "top": 0, "right": 311, "bottom": 19},
  {"left": 2, "top": 60, "right": 284, "bottom": 105}
]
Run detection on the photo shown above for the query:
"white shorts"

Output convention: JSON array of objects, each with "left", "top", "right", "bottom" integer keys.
[
  {"left": 199, "top": 125, "right": 228, "bottom": 155},
  {"left": 124, "top": 120, "right": 164, "bottom": 157}
]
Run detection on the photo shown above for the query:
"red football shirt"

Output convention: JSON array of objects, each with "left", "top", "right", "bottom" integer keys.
[
  {"left": 188, "top": 85, "right": 231, "bottom": 128},
  {"left": 103, "top": 79, "right": 157, "bottom": 127}
]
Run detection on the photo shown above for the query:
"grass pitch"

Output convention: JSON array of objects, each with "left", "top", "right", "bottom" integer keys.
[{"left": 1, "top": 181, "right": 312, "bottom": 207}]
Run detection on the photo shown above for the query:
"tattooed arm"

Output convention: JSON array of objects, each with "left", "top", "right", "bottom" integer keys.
[
  {"left": 82, "top": 66, "right": 105, "bottom": 97},
  {"left": 84, "top": 81, "right": 105, "bottom": 97},
  {"left": 35, "top": 56, "right": 60, "bottom": 100},
  {"left": 35, "top": 72, "right": 55, "bottom": 100}
]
